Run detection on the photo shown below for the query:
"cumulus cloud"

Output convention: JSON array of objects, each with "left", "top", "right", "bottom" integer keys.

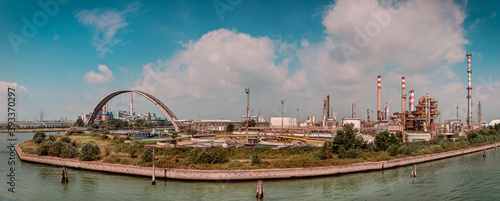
[
  {"left": 75, "top": 2, "right": 140, "bottom": 56},
  {"left": 0, "top": 81, "right": 28, "bottom": 121},
  {"left": 295, "top": 0, "right": 469, "bottom": 118},
  {"left": 84, "top": 65, "right": 114, "bottom": 83},
  {"left": 134, "top": 29, "right": 307, "bottom": 119}
]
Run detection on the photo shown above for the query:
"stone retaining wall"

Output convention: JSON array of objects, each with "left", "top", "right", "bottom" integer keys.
[{"left": 16, "top": 142, "right": 498, "bottom": 181}]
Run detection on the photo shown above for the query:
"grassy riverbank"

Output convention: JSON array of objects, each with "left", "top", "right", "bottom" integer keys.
[{"left": 18, "top": 126, "right": 500, "bottom": 170}]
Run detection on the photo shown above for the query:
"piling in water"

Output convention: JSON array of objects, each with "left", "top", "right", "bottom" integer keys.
[
  {"left": 61, "top": 167, "right": 68, "bottom": 183},
  {"left": 256, "top": 180, "right": 264, "bottom": 199},
  {"left": 411, "top": 165, "right": 417, "bottom": 177}
]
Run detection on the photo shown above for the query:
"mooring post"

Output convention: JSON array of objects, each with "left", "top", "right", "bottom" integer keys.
[
  {"left": 411, "top": 164, "right": 417, "bottom": 177},
  {"left": 61, "top": 167, "right": 68, "bottom": 183},
  {"left": 483, "top": 149, "right": 486, "bottom": 158},
  {"left": 256, "top": 180, "right": 264, "bottom": 199}
]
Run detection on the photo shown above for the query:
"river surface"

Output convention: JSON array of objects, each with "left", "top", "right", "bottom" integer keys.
[{"left": 1, "top": 132, "right": 500, "bottom": 200}]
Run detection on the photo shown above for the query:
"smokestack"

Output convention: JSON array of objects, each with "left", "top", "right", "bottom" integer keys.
[
  {"left": 326, "top": 95, "right": 330, "bottom": 120},
  {"left": 401, "top": 76, "right": 406, "bottom": 113},
  {"left": 130, "top": 93, "right": 133, "bottom": 116},
  {"left": 352, "top": 103, "right": 356, "bottom": 118},
  {"left": 409, "top": 90, "right": 415, "bottom": 112},
  {"left": 105, "top": 103, "right": 108, "bottom": 113},
  {"left": 478, "top": 101, "right": 482, "bottom": 125},
  {"left": 466, "top": 52, "right": 473, "bottom": 127},
  {"left": 322, "top": 99, "right": 327, "bottom": 127},
  {"left": 377, "top": 75, "right": 381, "bottom": 120}
]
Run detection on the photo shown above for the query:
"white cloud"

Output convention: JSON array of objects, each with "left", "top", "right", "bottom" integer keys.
[
  {"left": 134, "top": 29, "right": 306, "bottom": 119},
  {"left": 84, "top": 64, "right": 114, "bottom": 83},
  {"left": 131, "top": 0, "right": 477, "bottom": 121},
  {"left": 0, "top": 81, "right": 28, "bottom": 121},
  {"left": 75, "top": 3, "right": 140, "bottom": 56}
]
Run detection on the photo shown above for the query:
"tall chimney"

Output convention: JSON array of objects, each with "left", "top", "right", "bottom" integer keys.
[
  {"left": 401, "top": 76, "right": 406, "bottom": 113},
  {"left": 130, "top": 93, "right": 133, "bottom": 116},
  {"left": 105, "top": 103, "right": 108, "bottom": 113},
  {"left": 377, "top": 75, "right": 381, "bottom": 120},
  {"left": 466, "top": 52, "right": 473, "bottom": 127},
  {"left": 409, "top": 90, "right": 415, "bottom": 112},
  {"left": 322, "top": 99, "right": 327, "bottom": 127},
  {"left": 478, "top": 101, "right": 482, "bottom": 125},
  {"left": 352, "top": 103, "right": 356, "bottom": 118},
  {"left": 326, "top": 95, "right": 330, "bottom": 120}
]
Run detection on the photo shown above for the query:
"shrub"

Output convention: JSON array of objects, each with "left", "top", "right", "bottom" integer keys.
[
  {"left": 60, "top": 143, "right": 78, "bottom": 158},
  {"left": 129, "top": 148, "right": 137, "bottom": 158},
  {"left": 209, "top": 147, "right": 228, "bottom": 164},
  {"left": 67, "top": 127, "right": 81, "bottom": 135},
  {"left": 36, "top": 140, "right": 53, "bottom": 156},
  {"left": 141, "top": 148, "right": 153, "bottom": 162},
  {"left": 251, "top": 153, "right": 262, "bottom": 165},
  {"left": 33, "top": 131, "right": 46, "bottom": 144},
  {"left": 79, "top": 142, "right": 100, "bottom": 161},
  {"left": 48, "top": 135, "right": 56, "bottom": 142},
  {"left": 387, "top": 144, "right": 400, "bottom": 156},
  {"left": 52, "top": 141, "right": 66, "bottom": 157},
  {"left": 314, "top": 142, "right": 333, "bottom": 160},
  {"left": 188, "top": 148, "right": 202, "bottom": 163},
  {"left": 339, "top": 147, "right": 362, "bottom": 159},
  {"left": 60, "top": 136, "right": 71, "bottom": 143},
  {"left": 100, "top": 134, "right": 109, "bottom": 140}
]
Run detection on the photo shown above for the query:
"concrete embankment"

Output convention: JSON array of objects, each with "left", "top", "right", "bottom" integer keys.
[{"left": 16, "top": 142, "right": 498, "bottom": 181}]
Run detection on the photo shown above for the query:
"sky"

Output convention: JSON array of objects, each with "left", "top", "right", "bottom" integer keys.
[{"left": 1, "top": 0, "right": 500, "bottom": 124}]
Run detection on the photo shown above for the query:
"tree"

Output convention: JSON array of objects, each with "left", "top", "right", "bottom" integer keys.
[
  {"left": 141, "top": 148, "right": 153, "bottom": 162},
  {"left": 74, "top": 118, "right": 84, "bottom": 127},
  {"left": 187, "top": 129, "right": 197, "bottom": 138},
  {"left": 375, "top": 131, "right": 399, "bottom": 151},
  {"left": 246, "top": 119, "right": 256, "bottom": 127},
  {"left": 332, "top": 129, "right": 366, "bottom": 154},
  {"left": 33, "top": 131, "right": 46, "bottom": 144},
  {"left": 79, "top": 142, "right": 100, "bottom": 161},
  {"left": 226, "top": 123, "right": 235, "bottom": 133}
]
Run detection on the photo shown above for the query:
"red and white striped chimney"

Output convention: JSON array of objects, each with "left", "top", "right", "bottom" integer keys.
[
  {"left": 377, "top": 75, "right": 381, "bottom": 120},
  {"left": 409, "top": 90, "right": 415, "bottom": 112}
]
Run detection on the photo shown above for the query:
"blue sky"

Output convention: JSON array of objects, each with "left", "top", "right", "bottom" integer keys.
[{"left": 1, "top": 0, "right": 500, "bottom": 124}]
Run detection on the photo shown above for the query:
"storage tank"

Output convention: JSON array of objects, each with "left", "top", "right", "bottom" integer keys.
[
  {"left": 342, "top": 117, "right": 361, "bottom": 130},
  {"left": 269, "top": 117, "right": 297, "bottom": 128}
]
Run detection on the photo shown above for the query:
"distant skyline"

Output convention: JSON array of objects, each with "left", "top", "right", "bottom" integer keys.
[{"left": 2, "top": 0, "right": 500, "bottom": 123}]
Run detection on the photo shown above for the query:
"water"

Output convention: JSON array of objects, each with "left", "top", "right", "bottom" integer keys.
[{"left": 2, "top": 132, "right": 500, "bottom": 200}]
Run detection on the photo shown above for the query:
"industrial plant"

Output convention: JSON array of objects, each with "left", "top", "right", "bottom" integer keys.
[{"left": 79, "top": 52, "right": 492, "bottom": 147}]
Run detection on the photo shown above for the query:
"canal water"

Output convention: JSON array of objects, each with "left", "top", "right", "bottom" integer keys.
[{"left": 1, "top": 132, "right": 500, "bottom": 200}]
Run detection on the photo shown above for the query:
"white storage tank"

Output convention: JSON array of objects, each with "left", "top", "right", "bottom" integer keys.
[
  {"left": 342, "top": 117, "right": 361, "bottom": 130},
  {"left": 270, "top": 117, "right": 297, "bottom": 128}
]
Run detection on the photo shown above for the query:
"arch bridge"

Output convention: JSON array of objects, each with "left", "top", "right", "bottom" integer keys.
[{"left": 87, "top": 89, "right": 182, "bottom": 131}]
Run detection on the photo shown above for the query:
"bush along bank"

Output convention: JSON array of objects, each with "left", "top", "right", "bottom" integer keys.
[{"left": 18, "top": 125, "right": 500, "bottom": 170}]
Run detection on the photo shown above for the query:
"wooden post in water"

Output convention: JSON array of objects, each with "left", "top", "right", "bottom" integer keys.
[
  {"left": 61, "top": 167, "right": 68, "bottom": 183},
  {"left": 256, "top": 180, "right": 264, "bottom": 199},
  {"left": 152, "top": 148, "right": 156, "bottom": 185},
  {"left": 483, "top": 149, "right": 486, "bottom": 158},
  {"left": 411, "top": 164, "right": 417, "bottom": 177}
]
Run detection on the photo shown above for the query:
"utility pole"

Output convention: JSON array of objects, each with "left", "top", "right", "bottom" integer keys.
[
  {"left": 282, "top": 100, "right": 285, "bottom": 145},
  {"left": 245, "top": 88, "right": 250, "bottom": 143},
  {"left": 297, "top": 108, "right": 299, "bottom": 128},
  {"left": 281, "top": 100, "right": 284, "bottom": 135}
]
